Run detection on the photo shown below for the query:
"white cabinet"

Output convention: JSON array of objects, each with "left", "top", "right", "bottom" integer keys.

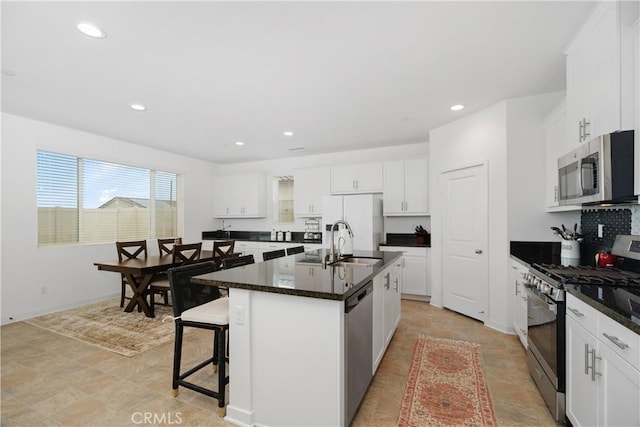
[
  {"left": 379, "top": 246, "right": 429, "bottom": 299},
  {"left": 565, "top": 1, "right": 638, "bottom": 149},
  {"left": 510, "top": 258, "right": 528, "bottom": 348},
  {"left": 565, "top": 293, "right": 640, "bottom": 427},
  {"left": 213, "top": 174, "right": 266, "bottom": 218},
  {"left": 372, "top": 260, "right": 402, "bottom": 374},
  {"left": 330, "top": 163, "right": 383, "bottom": 194},
  {"left": 293, "top": 167, "right": 330, "bottom": 217},
  {"left": 383, "top": 159, "right": 428, "bottom": 216}
]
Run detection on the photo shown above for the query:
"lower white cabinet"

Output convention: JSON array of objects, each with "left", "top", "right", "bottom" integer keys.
[
  {"left": 510, "top": 258, "right": 528, "bottom": 348},
  {"left": 566, "top": 293, "right": 640, "bottom": 427},
  {"left": 379, "top": 246, "right": 429, "bottom": 299},
  {"left": 372, "top": 260, "right": 402, "bottom": 374}
]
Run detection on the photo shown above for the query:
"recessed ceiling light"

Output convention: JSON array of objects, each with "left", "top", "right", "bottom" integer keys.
[
  {"left": 77, "top": 22, "right": 106, "bottom": 39},
  {"left": 450, "top": 104, "right": 464, "bottom": 111},
  {"left": 130, "top": 104, "right": 146, "bottom": 111},
  {"left": 235, "top": 141, "right": 245, "bottom": 146},
  {"left": 288, "top": 147, "right": 306, "bottom": 152},
  {"left": 283, "top": 131, "right": 294, "bottom": 136}
]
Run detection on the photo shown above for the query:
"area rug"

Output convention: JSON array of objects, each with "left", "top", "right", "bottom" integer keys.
[
  {"left": 397, "top": 336, "right": 497, "bottom": 427},
  {"left": 25, "top": 299, "right": 175, "bottom": 357}
]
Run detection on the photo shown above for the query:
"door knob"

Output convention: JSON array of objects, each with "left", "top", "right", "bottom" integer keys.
[{"left": 475, "top": 249, "right": 483, "bottom": 254}]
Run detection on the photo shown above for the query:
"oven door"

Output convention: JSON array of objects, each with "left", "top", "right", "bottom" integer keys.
[{"left": 526, "top": 287, "right": 561, "bottom": 389}]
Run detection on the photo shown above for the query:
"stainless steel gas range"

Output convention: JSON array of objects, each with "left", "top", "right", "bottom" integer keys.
[{"left": 523, "top": 234, "right": 640, "bottom": 423}]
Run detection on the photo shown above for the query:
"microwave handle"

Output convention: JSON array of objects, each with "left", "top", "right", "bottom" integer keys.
[{"left": 581, "top": 157, "right": 597, "bottom": 191}]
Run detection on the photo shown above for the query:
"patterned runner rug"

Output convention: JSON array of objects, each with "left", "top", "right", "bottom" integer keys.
[
  {"left": 24, "top": 298, "right": 174, "bottom": 357},
  {"left": 398, "top": 336, "right": 497, "bottom": 427}
]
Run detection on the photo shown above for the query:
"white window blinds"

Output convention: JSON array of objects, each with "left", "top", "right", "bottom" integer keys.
[{"left": 37, "top": 150, "right": 179, "bottom": 246}]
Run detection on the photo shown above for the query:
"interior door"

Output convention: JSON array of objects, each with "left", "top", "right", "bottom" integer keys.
[{"left": 441, "top": 163, "right": 488, "bottom": 322}]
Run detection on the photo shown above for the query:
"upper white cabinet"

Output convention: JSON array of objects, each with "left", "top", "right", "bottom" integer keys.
[
  {"left": 293, "top": 167, "right": 330, "bottom": 217},
  {"left": 565, "top": 0, "right": 639, "bottom": 149},
  {"left": 383, "top": 159, "right": 428, "bottom": 216},
  {"left": 213, "top": 174, "right": 266, "bottom": 218},
  {"left": 330, "top": 162, "right": 383, "bottom": 194}
]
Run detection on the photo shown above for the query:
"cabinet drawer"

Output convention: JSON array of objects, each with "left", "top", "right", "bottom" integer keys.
[
  {"left": 598, "top": 313, "right": 640, "bottom": 370},
  {"left": 566, "top": 294, "right": 598, "bottom": 334}
]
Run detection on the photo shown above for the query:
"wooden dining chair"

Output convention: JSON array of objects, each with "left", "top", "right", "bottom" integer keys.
[
  {"left": 158, "top": 237, "right": 182, "bottom": 256},
  {"left": 116, "top": 240, "right": 148, "bottom": 308},
  {"left": 286, "top": 245, "right": 305, "bottom": 255},
  {"left": 213, "top": 240, "right": 235, "bottom": 270},
  {"left": 149, "top": 242, "right": 203, "bottom": 314},
  {"left": 262, "top": 249, "right": 285, "bottom": 261},
  {"left": 222, "top": 254, "right": 255, "bottom": 269}
]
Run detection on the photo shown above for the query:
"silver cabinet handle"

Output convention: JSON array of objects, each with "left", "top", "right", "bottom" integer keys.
[
  {"left": 602, "top": 333, "right": 629, "bottom": 350},
  {"left": 582, "top": 118, "right": 590, "bottom": 141},
  {"left": 584, "top": 344, "right": 590, "bottom": 375},
  {"left": 475, "top": 249, "right": 482, "bottom": 254},
  {"left": 590, "top": 348, "right": 601, "bottom": 381},
  {"left": 567, "top": 307, "right": 584, "bottom": 317},
  {"left": 394, "top": 278, "right": 399, "bottom": 292}
]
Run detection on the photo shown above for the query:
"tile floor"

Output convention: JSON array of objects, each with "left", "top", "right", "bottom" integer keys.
[{"left": 1, "top": 300, "right": 556, "bottom": 426}]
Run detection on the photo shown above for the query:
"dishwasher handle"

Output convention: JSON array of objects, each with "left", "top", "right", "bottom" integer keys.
[{"left": 345, "top": 281, "right": 373, "bottom": 313}]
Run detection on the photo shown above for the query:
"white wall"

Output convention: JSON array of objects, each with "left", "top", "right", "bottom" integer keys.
[
  {"left": 429, "top": 92, "right": 571, "bottom": 334},
  {"left": 210, "top": 143, "right": 429, "bottom": 237},
  {"left": 0, "top": 113, "right": 218, "bottom": 324}
]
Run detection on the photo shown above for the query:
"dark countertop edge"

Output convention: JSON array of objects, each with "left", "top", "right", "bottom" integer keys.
[
  {"left": 565, "top": 286, "right": 640, "bottom": 336},
  {"left": 510, "top": 254, "right": 530, "bottom": 267},
  {"left": 202, "top": 237, "right": 323, "bottom": 245},
  {"left": 379, "top": 243, "right": 431, "bottom": 248},
  {"left": 192, "top": 251, "right": 404, "bottom": 302}
]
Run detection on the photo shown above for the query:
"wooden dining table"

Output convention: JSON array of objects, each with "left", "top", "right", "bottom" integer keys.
[{"left": 94, "top": 250, "right": 221, "bottom": 318}]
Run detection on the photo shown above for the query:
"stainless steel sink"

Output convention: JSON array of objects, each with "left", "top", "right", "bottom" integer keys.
[{"left": 331, "top": 257, "right": 382, "bottom": 267}]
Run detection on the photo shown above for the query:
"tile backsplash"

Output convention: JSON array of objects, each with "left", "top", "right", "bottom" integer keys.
[{"left": 581, "top": 205, "right": 639, "bottom": 249}]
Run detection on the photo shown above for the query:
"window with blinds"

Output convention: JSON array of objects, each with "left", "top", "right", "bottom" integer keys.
[{"left": 37, "top": 150, "right": 179, "bottom": 246}]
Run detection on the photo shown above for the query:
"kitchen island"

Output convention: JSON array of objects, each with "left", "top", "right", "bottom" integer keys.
[{"left": 192, "top": 249, "right": 403, "bottom": 427}]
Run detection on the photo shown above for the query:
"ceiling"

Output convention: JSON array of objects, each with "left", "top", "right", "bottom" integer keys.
[{"left": 1, "top": 1, "right": 595, "bottom": 164}]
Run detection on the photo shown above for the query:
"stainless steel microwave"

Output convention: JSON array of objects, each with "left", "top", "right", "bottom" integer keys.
[{"left": 558, "top": 130, "right": 635, "bottom": 206}]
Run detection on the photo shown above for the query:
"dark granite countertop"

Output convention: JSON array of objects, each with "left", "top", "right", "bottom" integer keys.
[
  {"left": 202, "top": 230, "right": 322, "bottom": 245},
  {"left": 565, "top": 285, "right": 640, "bottom": 335},
  {"left": 510, "top": 241, "right": 561, "bottom": 266},
  {"left": 192, "top": 249, "right": 403, "bottom": 301},
  {"left": 380, "top": 233, "right": 430, "bottom": 248}
]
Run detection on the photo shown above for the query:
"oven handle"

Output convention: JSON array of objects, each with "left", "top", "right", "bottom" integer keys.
[{"left": 525, "top": 287, "right": 557, "bottom": 313}]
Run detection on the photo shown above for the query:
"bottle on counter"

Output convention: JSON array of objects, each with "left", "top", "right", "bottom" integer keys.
[
  {"left": 270, "top": 229, "right": 276, "bottom": 241},
  {"left": 285, "top": 231, "right": 292, "bottom": 241},
  {"left": 277, "top": 231, "right": 284, "bottom": 241}
]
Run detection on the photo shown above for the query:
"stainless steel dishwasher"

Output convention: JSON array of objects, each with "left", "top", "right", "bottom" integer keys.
[{"left": 345, "top": 280, "right": 373, "bottom": 426}]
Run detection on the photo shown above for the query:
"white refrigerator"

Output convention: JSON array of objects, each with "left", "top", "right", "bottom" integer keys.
[{"left": 321, "top": 194, "right": 383, "bottom": 251}]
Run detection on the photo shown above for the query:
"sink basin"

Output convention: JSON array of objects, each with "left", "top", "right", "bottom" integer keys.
[{"left": 331, "top": 257, "right": 382, "bottom": 267}]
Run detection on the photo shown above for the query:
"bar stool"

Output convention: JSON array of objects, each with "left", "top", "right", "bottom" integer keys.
[{"left": 168, "top": 261, "right": 229, "bottom": 416}]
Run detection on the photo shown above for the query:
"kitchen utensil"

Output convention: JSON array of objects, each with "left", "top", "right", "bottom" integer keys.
[{"left": 551, "top": 226, "right": 570, "bottom": 240}]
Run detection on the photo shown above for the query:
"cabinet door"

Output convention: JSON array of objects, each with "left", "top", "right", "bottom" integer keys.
[
  {"left": 403, "top": 159, "right": 428, "bottom": 214},
  {"left": 294, "top": 167, "right": 330, "bottom": 216},
  {"left": 355, "top": 163, "right": 383, "bottom": 193},
  {"left": 372, "top": 272, "right": 385, "bottom": 373},
  {"left": 213, "top": 175, "right": 233, "bottom": 217},
  {"left": 402, "top": 255, "right": 427, "bottom": 296},
  {"left": 511, "top": 260, "right": 528, "bottom": 347},
  {"left": 383, "top": 161, "right": 405, "bottom": 215},
  {"left": 589, "top": 0, "right": 621, "bottom": 138},
  {"left": 566, "top": 315, "right": 598, "bottom": 427},
  {"left": 597, "top": 343, "right": 640, "bottom": 427},
  {"left": 566, "top": 32, "right": 591, "bottom": 149},
  {"left": 330, "top": 165, "right": 356, "bottom": 194},
  {"left": 240, "top": 174, "right": 266, "bottom": 217}
]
